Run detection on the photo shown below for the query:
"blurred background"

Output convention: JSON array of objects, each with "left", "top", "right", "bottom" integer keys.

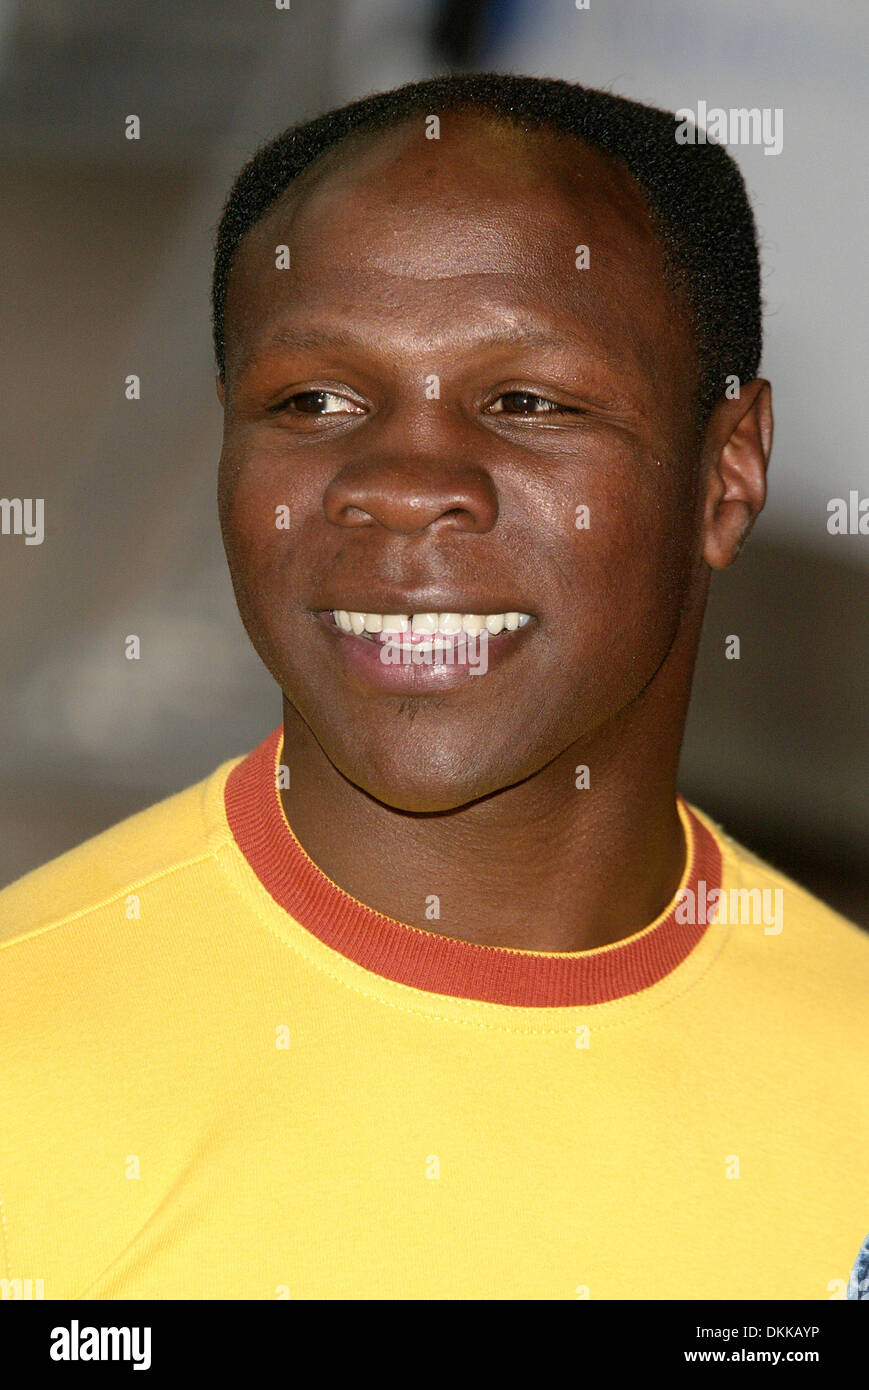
[{"left": 1, "top": 0, "right": 866, "bottom": 923}]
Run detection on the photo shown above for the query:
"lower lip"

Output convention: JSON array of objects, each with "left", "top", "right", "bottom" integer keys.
[{"left": 314, "top": 613, "right": 534, "bottom": 692}]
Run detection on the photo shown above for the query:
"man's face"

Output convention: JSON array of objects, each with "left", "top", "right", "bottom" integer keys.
[{"left": 218, "top": 114, "right": 704, "bottom": 811}]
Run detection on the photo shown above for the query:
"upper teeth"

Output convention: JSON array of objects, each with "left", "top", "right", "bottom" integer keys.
[{"left": 331, "top": 611, "right": 532, "bottom": 635}]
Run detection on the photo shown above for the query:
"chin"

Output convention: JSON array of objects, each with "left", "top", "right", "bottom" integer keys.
[
  {"left": 370, "top": 784, "right": 483, "bottom": 814},
  {"left": 327, "top": 743, "right": 510, "bottom": 815}
]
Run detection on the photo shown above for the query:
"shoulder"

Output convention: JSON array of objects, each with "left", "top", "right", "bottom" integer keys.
[
  {"left": 690, "top": 801, "right": 869, "bottom": 1015},
  {"left": 0, "top": 752, "right": 242, "bottom": 952}
]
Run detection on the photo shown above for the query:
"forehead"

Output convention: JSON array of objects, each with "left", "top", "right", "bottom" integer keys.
[{"left": 224, "top": 113, "right": 695, "bottom": 400}]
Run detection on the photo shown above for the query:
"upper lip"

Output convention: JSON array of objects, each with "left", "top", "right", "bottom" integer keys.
[{"left": 309, "top": 593, "right": 533, "bottom": 614}]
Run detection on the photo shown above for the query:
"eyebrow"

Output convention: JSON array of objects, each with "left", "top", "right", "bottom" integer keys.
[{"left": 237, "top": 322, "right": 627, "bottom": 375}]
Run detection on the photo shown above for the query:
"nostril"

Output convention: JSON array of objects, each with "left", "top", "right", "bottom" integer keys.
[
  {"left": 339, "top": 505, "right": 376, "bottom": 526},
  {"left": 323, "top": 473, "right": 497, "bottom": 535},
  {"left": 436, "top": 505, "right": 480, "bottom": 530}
]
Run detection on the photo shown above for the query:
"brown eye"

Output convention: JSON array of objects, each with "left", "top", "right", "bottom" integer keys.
[
  {"left": 489, "top": 392, "right": 564, "bottom": 415},
  {"left": 279, "top": 390, "right": 363, "bottom": 414}
]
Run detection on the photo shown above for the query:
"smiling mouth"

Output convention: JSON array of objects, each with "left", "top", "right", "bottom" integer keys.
[
  {"left": 314, "top": 607, "right": 534, "bottom": 690},
  {"left": 326, "top": 609, "right": 533, "bottom": 640}
]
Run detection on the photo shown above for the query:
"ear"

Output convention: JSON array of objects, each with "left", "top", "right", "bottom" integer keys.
[
  {"left": 216, "top": 376, "right": 226, "bottom": 407},
  {"left": 700, "top": 379, "right": 773, "bottom": 570}
]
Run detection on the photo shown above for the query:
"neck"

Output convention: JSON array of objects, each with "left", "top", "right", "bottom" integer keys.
[{"left": 278, "top": 604, "right": 703, "bottom": 954}]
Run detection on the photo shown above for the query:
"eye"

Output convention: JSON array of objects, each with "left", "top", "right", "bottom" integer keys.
[
  {"left": 273, "top": 390, "right": 365, "bottom": 415},
  {"left": 487, "top": 391, "right": 580, "bottom": 417}
]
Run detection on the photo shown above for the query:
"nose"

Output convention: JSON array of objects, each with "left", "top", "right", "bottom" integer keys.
[{"left": 322, "top": 437, "right": 499, "bottom": 536}]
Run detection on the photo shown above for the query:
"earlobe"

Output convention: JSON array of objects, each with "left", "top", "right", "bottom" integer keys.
[{"left": 701, "top": 379, "right": 773, "bottom": 571}]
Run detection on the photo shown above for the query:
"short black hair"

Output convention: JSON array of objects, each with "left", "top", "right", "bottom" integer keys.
[{"left": 212, "top": 72, "right": 762, "bottom": 417}]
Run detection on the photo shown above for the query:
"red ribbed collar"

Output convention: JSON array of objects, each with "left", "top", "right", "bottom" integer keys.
[{"left": 225, "top": 726, "right": 722, "bottom": 1007}]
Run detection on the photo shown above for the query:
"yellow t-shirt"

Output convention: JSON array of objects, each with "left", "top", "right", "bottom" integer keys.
[{"left": 1, "top": 726, "right": 866, "bottom": 1300}]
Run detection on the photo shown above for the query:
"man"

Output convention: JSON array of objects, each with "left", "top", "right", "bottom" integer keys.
[{"left": 1, "top": 73, "right": 866, "bottom": 1300}]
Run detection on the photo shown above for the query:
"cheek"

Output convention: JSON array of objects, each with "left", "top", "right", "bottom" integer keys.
[
  {"left": 217, "top": 444, "right": 301, "bottom": 660},
  {"left": 219, "top": 438, "right": 306, "bottom": 580},
  {"left": 597, "top": 489, "right": 691, "bottom": 614},
  {"left": 539, "top": 456, "right": 696, "bottom": 705}
]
